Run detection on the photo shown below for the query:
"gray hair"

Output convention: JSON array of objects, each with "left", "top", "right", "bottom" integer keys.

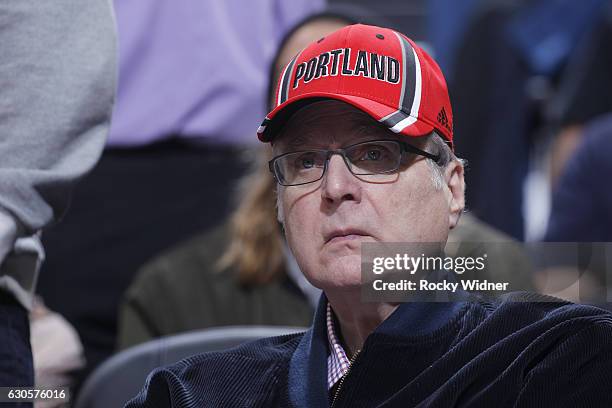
[{"left": 426, "top": 131, "right": 464, "bottom": 190}]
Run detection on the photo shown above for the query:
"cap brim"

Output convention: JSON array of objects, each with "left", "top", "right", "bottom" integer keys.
[{"left": 257, "top": 92, "right": 435, "bottom": 143}]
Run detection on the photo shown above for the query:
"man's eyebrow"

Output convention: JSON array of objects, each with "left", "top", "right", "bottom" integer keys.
[
  {"left": 287, "top": 135, "right": 308, "bottom": 149},
  {"left": 354, "top": 123, "right": 382, "bottom": 137},
  {"left": 276, "top": 114, "right": 392, "bottom": 151},
  {"left": 274, "top": 134, "right": 313, "bottom": 154}
]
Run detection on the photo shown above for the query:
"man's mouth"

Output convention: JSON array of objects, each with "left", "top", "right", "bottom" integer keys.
[{"left": 324, "top": 229, "right": 370, "bottom": 244}]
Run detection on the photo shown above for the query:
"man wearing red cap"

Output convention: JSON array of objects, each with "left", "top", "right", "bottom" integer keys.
[{"left": 127, "top": 24, "right": 612, "bottom": 407}]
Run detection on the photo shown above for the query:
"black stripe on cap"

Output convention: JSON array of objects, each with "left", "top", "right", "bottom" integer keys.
[
  {"left": 397, "top": 33, "right": 416, "bottom": 115},
  {"left": 279, "top": 56, "right": 298, "bottom": 105},
  {"left": 379, "top": 110, "right": 409, "bottom": 128}
]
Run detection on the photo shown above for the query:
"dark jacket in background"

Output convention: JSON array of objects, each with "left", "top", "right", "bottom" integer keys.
[
  {"left": 545, "top": 114, "right": 612, "bottom": 241},
  {"left": 550, "top": 2, "right": 612, "bottom": 128},
  {"left": 451, "top": 2, "right": 531, "bottom": 239},
  {"left": 118, "top": 225, "right": 313, "bottom": 349}
]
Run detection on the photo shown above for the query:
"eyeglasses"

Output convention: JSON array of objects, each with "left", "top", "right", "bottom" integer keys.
[{"left": 269, "top": 139, "right": 440, "bottom": 186}]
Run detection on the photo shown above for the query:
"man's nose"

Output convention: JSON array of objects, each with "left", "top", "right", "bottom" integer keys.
[{"left": 320, "top": 154, "right": 361, "bottom": 204}]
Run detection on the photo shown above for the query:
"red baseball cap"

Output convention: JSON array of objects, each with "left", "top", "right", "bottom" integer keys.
[{"left": 257, "top": 24, "right": 453, "bottom": 148}]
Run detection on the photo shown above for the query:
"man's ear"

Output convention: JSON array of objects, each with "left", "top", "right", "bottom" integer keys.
[
  {"left": 445, "top": 160, "right": 465, "bottom": 229},
  {"left": 276, "top": 188, "right": 285, "bottom": 224}
]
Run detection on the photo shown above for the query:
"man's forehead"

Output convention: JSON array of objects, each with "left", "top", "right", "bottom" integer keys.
[{"left": 273, "top": 100, "right": 393, "bottom": 150}]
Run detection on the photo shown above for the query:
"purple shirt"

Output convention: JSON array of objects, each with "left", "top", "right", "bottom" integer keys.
[
  {"left": 327, "top": 302, "right": 353, "bottom": 390},
  {"left": 109, "top": 0, "right": 325, "bottom": 147}
]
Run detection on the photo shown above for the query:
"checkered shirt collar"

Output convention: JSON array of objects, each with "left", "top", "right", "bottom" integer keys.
[{"left": 326, "top": 302, "right": 351, "bottom": 390}]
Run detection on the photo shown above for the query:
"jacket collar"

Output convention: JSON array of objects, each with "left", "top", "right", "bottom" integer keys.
[
  {"left": 287, "top": 291, "right": 471, "bottom": 407},
  {"left": 288, "top": 294, "right": 330, "bottom": 407}
]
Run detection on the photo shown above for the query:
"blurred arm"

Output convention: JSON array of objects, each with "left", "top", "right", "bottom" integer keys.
[
  {"left": 0, "top": 0, "right": 117, "bottom": 307},
  {"left": 0, "top": 0, "right": 117, "bottom": 234}
]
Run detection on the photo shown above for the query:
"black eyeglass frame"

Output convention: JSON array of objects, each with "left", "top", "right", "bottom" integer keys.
[{"left": 268, "top": 139, "right": 441, "bottom": 187}]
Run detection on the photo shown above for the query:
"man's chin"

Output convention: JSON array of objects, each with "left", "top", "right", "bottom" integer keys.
[
  {"left": 313, "top": 255, "right": 363, "bottom": 289},
  {"left": 315, "top": 277, "right": 363, "bottom": 293}
]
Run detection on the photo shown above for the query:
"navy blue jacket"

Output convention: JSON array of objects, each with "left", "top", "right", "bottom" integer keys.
[{"left": 127, "top": 293, "right": 612, "bottom": 407}]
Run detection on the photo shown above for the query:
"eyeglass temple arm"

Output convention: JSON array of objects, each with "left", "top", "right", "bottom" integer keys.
[{"left": 401, "top": 142, "right": 441, "bottom": 163}]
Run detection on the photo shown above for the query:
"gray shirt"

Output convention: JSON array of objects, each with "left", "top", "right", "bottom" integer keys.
[{"left": 0, "top": 0, "right": 117, "bottom": 308}]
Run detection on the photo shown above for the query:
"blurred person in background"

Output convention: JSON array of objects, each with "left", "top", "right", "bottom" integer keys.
[
  {"left": 0, "top": 0, "right": 116, "bottom": 396},
  {"left": 534, "top": 114, "right": 612, "bottom": 305},
  {"left": 35, "top": 0, "right": 324, "bottom": 383},
  {"left": 118, "top": 9, "right": 357, "bottom": 349},
  {"left": 447, "top": 0, "right": 608, "bottom": 240},
  {"left": 532, "top": 3, "right": 612, "bottom": 305},
  {"left": 30, "top": 297, "right": 85, "bottom": 408},
  {"left": 118, "top": 7, "right": 533, "bottom": 350},
  {"left": 545, "top": 114, "right": 612, "bottom": 242},
  {"left": 546, "top": 1, "right": 612, "bottom": 188}
]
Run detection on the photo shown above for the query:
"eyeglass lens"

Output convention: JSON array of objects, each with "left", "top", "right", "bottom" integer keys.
[{"left": 274, "top": 140, "right": 403, "bottom": 186}]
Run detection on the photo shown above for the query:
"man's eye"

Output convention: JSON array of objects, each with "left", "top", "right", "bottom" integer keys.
[
  {"left": 293, "top": 154, "right": 317, "bottom": 169},
  {"left": 301, "top": 158, "right": 315, "bottom": 168},
  {"left": 362, "top": 149, "right": 383, "bottom": 161}
]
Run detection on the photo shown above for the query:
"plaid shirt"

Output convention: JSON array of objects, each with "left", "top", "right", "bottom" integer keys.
[{"left": 326, "top": 302, "right": 352, "bottom": 389}]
